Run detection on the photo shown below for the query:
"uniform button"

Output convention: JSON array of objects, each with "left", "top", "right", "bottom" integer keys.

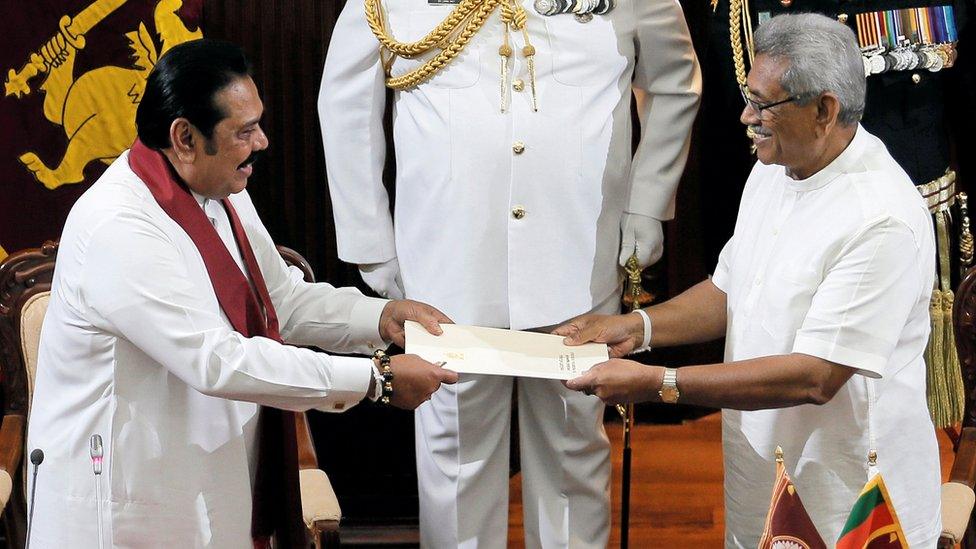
[
  {"left": 912, "top": 73, "right": 921, "bottom": 84},
  {"left": 772, "top": 228, "right": 779, "bottom": 236},
  {"left": 754, "top": 277, "right": 762, "bottom": 286},
  {"left": 512, "top": 205, "right": 526, "bottom": 219},
  {"left": 512, "top": 141, "right": 525, "bottom": 154},
  {"left": 837, "top": 13, "right": 848, "bottom": 23},
  {"left": 513, "top": 79, "right": 525, "bottom": 91}
]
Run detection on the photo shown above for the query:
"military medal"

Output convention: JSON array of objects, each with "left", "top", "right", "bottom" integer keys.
[
  {"left": 533, "top": 0, "right": 614, "bottom": 17},
  {"left": 854, "top": 5, "right": 957, "bottom": 77},
  {"left": 868, "top": 54, "right": 885, "bottom": 74}
]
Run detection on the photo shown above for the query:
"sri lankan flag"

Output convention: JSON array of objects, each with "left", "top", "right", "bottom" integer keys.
[
  {"left": 836, "top": 474, "right": 909, "bottom": 548},
  {"left": 759, "top": 448, "right": 827, "bottom": 549}
]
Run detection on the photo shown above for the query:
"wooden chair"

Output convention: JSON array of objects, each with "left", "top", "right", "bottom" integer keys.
[
  {"left": 278, "top": 245, "right": 342, "bottom": 548},
  {"left": 0, "top": 241, "right": 342, "bottom": 548},
  {"left": 940, "top": 265, "right": 976, "bottom": 548},
  {"left": 0, "top": 241, "right": 55, "bottom": 546}
]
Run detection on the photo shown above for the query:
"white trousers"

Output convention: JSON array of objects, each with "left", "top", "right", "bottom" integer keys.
[{"left": 415, "top": 295, "right": 618, "bottom": 549}]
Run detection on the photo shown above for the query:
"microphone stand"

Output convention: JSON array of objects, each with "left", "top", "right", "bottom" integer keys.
[{"left": 26, "top": 449, "right": 44, "bottom": 549}]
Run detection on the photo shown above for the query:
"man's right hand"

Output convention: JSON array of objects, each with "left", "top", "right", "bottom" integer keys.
[
  {"left": 552, "top": 312, "right": 645, "bottom": 358},
  {"left": 384, "top": 354, "right": 459, "bottom": 410},
  {"left": 359, "top": 258, "right": 404, "bottom": 299}
]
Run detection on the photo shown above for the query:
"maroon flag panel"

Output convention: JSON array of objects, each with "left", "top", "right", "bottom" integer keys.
[
  {"left": 759, "top": 454, "right": 827, "bottom": 549},
  {"left": 0, "top": 0, "right": 202, "bottom": 259}
]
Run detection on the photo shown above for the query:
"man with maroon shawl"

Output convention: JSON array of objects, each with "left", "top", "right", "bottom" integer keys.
[{"left": 26, "top": 39, "right": 457, "bottom": 548}]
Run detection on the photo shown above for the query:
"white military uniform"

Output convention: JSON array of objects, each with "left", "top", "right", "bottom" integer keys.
[
  {"left": 27, "top": 152, "right": 387, "bottom": 547},
  {"left": 319, "top": 0, "right": 700, "bottom": 545}
]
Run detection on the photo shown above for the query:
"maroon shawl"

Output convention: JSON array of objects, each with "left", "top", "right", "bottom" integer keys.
[{"left": 128, "top": 139, "right": 304, "bottom": 548}]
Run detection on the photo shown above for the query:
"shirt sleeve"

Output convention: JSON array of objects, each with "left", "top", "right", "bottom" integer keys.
[
  {"left": 231, "top": 192, "right": 389, "bottom": 355},
  {"left": 317, "top": 0, "right": 396, "bottom": 264},
  {"left": 627, "top": 0, "right": 702, "bottom": 220},
  {"left": 792, "top": 216, "right": 927, "bottom": 378},
  {"left": 79, "top": 211, "right": 373, "bottom": 413},
  {"left": 711, "top": 238, "right": 733, "bottom": 293}
]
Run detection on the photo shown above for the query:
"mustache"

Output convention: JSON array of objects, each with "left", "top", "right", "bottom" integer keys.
[
  {"left": 238, "top": 149, "right": 263, "bottom": 170},
  {"left": 746, "top": 125, "right": 771, "bottom": 138}
]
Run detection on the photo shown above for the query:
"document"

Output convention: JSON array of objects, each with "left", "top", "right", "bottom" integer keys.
[{"left": 404, "top": 321, "right": 609, "bottom": 380}]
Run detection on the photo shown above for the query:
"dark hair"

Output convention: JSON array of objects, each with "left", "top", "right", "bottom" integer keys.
[{"left": 136, "top": 39, "right": 252, "bottom": 150}]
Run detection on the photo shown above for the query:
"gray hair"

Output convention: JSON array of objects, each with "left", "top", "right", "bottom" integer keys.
[{"left": 753, "top": 13, "right": 866, "bottom": 125}]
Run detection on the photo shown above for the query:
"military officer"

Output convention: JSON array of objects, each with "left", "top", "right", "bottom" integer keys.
[{"left": 317, "top": 0, "right": 701, "bottom": 544}]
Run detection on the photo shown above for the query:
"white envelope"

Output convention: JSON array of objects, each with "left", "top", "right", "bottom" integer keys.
[{"left": 404, "top": 321, "right": 609, "bottom": 380}]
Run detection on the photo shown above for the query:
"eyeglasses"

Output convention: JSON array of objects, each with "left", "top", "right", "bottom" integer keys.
[{"left": 739, "top": 85, "right": 802, "bottom": 116}]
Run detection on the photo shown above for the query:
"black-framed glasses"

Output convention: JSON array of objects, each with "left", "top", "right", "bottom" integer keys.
[{"left": 739, "top": 85, "right": 802, "bottom": 115}]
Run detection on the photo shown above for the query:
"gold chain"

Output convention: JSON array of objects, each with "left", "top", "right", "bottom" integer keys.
[{"left": 365, "top": 0, "right": 501, "bottom": 90}]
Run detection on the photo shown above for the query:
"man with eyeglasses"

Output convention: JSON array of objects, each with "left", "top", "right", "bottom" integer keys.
[{"left": 553, "top": 13, "right": 941, "bottom": 547}]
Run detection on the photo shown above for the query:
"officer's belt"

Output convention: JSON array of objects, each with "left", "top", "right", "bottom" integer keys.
[{"left": 918, "top": 169, "right": 956, "bottom": 214}]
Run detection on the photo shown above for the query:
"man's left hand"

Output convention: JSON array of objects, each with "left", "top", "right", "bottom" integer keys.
[
  {"left": 379, "top": 300, "right": 453, "bottom": 347},
  {"left": 565, "top": 359, "right": 662, "bottom": 405}
]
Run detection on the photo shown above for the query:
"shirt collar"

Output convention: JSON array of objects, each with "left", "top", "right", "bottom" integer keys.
[
  {"left": 190, "top": 189, "right": 209, "bottom": 210},
  {"left": 782, "top": 124, "right": 865, "bottom": 193}
]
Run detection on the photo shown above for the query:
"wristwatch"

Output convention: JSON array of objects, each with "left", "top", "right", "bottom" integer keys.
[{"left": 658, "top": 367, "right": 680, "bottom": 404}]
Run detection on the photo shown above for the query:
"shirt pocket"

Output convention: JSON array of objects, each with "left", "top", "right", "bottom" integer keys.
[
  {"left": 386, "top": 9, "right": 482, "bottom": 89},
  {"left": 759, "top": 269, "right": 822, "bottom": 340},
  {"left": 543, "top": 14, "right": 628, "bottom": 87}
]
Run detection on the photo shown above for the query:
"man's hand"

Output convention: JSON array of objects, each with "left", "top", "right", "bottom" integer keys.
[
  {"left": 552, "top": 312, "right": 644, "bottom": 358},
  {"left": 386, "top": 354, "right": 459, "bottom": 410},
  {"left": 565, "top": 359, "right": 662, "bottom": 405},
  {"left": 359, "top": 258, "right": 404, "bottom": 299},
  {"left": 618, "top": 213, "right": 664, "bottom": 268},
  {"left": 379, "top": 299, "right": 453, "bottom": 348}
]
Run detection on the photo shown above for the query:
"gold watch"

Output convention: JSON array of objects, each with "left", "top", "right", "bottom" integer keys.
[{"left": 658, "top": 367, "right": 680, "bottom": 404}]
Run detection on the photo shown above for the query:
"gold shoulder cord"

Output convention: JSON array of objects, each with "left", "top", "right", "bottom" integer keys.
[
  {"left": 365, "top": 0, "right": 538, "bottom": 111},
  {"left": 728, "top": 0, "right": 755, "bottom": 88},
  {"left": 729, "top": 0, "right": 756, "bottom": 151},
  {"left": 365, "top": 0, "right": 501, "bottom": 90}
]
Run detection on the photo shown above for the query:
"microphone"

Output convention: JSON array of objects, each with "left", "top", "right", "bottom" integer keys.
[
  {"left": 90, "top": 435, "right": 105, "bottom": 549},
  {"left": 89, "top": 435, "right": 103, "bottom": 475},
  {"left": 26, "top": 448, "right": 43, "bottom": 549}
]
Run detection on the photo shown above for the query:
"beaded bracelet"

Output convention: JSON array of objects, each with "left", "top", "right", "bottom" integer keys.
[{"left": 373, "top": 349, "right": 394, "bottom": 405}]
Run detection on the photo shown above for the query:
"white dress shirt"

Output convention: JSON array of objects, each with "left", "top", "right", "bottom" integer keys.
[
  {"left": 26, "top": 151, "right": 389, "bottom": 547},
  {"left": 713, "top": 127, "right": 941, "bottom": 547}
]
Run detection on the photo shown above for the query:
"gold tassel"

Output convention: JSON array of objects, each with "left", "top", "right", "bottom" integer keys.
[
  {"left": 499, "top": 41, "right": 512, "bottom": 112},
  {"left": 925, "top": 210, "right": 965, "bottom": 427},
  {"left": 622, "top": 253, "right": 654, "bottom": 311},
  {"left": 925, "top": 290, "right": 949, "bottom": 426},
  {"left": 942, "top": 289, "right": 965, "bottom": 423}
]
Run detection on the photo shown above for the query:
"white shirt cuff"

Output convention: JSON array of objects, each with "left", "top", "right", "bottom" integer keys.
[
  {"left": 314, "top": 356, "right": 375, "bottom": 412},
  {"left": 348, "top": 296, "right": 391, "bottom": 353}
]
